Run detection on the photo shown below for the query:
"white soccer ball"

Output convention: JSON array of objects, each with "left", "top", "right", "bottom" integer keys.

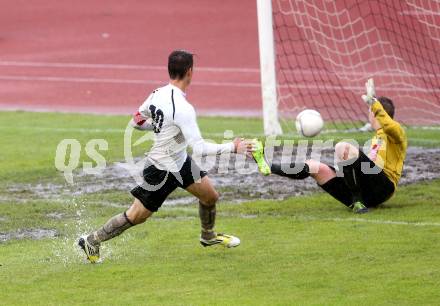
[{"left": 295, "top": 109, "right": 324, "bottom": 137}]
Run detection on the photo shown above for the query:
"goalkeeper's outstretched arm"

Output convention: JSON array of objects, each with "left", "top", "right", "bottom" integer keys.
[{"left": 370, "top": 100, "right": 405, "bottom": 143}]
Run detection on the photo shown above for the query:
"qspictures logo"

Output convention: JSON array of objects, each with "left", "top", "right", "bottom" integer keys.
[{"left": 54, "top": 120, "right": 383, "bottom": 187}]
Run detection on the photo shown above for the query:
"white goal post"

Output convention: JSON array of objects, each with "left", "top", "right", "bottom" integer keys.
[{"left": 256, "top": 0, "right": 283, "bottom": 136}]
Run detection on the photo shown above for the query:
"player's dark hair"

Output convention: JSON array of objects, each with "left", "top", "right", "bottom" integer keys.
[
  {"left": 168, "top": 50, "right": 194, "bottom": 80},
  {"left": 377, "top": 96, "right": 395, "bottom": 118}
]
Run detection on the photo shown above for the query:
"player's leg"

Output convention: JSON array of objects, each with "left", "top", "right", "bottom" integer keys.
[
  {"left": 79, "top": 198, "right": 153, "bottom": 263},
  {"left": 334, "top": 141, "right": 368, "bottom": 213},
  {"left": 185, "top": 175, "right": 240, "bottom": 248},
  {"left": 252, "top": 138, "right": 335, "bottom": 182},
  {"left": 185, "top": 175, "right": 218, "bottom": 241},
  {"left": 336, "top": 142, "right": 395, "bottom": 210},
  {"left": 356, "top": 151, "right": 395, "bottom": 207},
  {"left": 271, "top": 158, "right": 354, "bottom": 206},
  {"left": 79, "top": 163, "right": 177, "bottom": 263},
  {"left": 256, "top": 139, "right": 364, "bottom": 212},
  {"left": 270, "top": 161, "right": 311, "bottom": 180},
  {"left": 269, "top": 158, "right": 334, "bottom": 183},
  {"left": 271, "top": 158, "right": 364, "bottom": 212},
  {"left": 89, "top": 199, "right": 152, "bottom": 243}
]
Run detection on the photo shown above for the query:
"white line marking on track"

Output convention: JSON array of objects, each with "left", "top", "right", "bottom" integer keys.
[
  {"left": 3, "top": 74, "right": 440, "bottom": 92},
  {"left": 0, "top": 75, "right": 260, "bottom": 88},
  {"left": 0, "top": 61, "right": 260, "bottom": 73},
  {"left": 1, "top": 61, "right": 437, "bottom": 78}
]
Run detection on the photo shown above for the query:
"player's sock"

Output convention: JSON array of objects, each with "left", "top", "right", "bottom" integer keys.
[
  {"left": 339, "top": 158, "right": 362, "bottom": 204},
  {"left": 319, "top": 177, "right": 353, "bottom": 207},
  {"left": 270, "top": 162, "right": 310, "bottom": 179},
  {"left": 199, "top": 202, "right": 216, "bottom": 240},
  {"left": 87, "top": 212, "right": 134, "bottom": 246}
]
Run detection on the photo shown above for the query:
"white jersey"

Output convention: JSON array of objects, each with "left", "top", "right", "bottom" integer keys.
[{"left": 137, "top": 83, "right": 234, "bottom": 172}]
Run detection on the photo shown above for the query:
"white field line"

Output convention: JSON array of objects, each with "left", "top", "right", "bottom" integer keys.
[{"left": 296, "top": 216, "right": 440, "bottom": 227}]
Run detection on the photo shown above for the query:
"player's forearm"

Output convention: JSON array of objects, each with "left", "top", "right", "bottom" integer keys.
[
  {"left": 191, "top": 140, "right": 235, "bottom": 156},
  {"left": 371, "top": 101, "right": 404, "bottom": 142},
  {"left": 177, "top": 109, "right": 235, "bottom": 155}
]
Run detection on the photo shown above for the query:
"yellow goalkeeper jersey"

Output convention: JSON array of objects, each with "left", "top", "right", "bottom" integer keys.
[{"left": 369, "top": 100, "right": 407, "bottom": 188}]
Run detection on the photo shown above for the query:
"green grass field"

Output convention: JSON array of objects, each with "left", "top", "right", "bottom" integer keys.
[{"left": 1, "top": 111, "right": 440, "bottom": 305}]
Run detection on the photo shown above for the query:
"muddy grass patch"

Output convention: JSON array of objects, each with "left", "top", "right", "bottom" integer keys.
[
  {"left": 0, "top": 228, "right": 58, "bottom": 242},
  {"left": 5, "top": 146, "right": 440, "bottom": 204},
  {"left": 46, "top": 212, "right": 65, "bottom": 220}
]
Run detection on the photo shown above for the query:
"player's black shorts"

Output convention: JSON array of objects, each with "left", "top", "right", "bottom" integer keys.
[
  {"left": 320, "top": 150, "right": 395, "bottom": 207},
  {"left": 131, "top": 156, "right": 207, "bottom": 212}
]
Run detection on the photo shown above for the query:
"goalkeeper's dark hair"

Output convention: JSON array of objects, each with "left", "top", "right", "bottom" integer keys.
[
  {"left": 168, "top": 50, "right": 194, "bottom": 80},
  {"left": 377, "top": 96, "right": 395, "bottom": 118}
]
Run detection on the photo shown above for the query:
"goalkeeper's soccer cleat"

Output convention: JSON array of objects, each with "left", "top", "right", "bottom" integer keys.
[
  {"left": 350, "top": 202, "right": 369, "bottom": 214},
  {"left": 200, "top": 233, "right": 240, "bottom": 248},
  {"left": 78, "top": 235, "right": 100, "bottom": 263},
  {"left": 251, "top": 139, "right": 271, "bottom": 176}
]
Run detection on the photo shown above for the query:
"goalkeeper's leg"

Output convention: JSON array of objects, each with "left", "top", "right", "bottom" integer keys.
[
  {"left": 333, "top": 141, "right": 369, "bottom": 213},
  {"left": 255, "top": 140, "right": 367, "bottom": 213},
  {"left": 270, "top": 159, "right": 335, "bottom": 184},
  {"left": 271, "top": 159, "right": 365, "bottom": 212}
]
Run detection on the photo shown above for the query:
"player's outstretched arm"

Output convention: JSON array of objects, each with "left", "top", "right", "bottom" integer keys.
[
  {"left": 370, "top": 101, "right": 405, "bottom": 143},
  {"left": 176, "top": 104, "right": 253, "bottom": 155},
  {"left": 361, "top": 78, "right": 405, "bottom": 143}
]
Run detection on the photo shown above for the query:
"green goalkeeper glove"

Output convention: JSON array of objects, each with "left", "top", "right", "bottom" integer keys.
[{"left": 361, "top": 78, "right": 377, "bottom": 105}]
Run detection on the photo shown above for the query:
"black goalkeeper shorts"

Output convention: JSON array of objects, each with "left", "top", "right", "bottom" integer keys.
[
  {"left": 320, "top": 150, "right": 395, "bottom": 207},
  {"left": 131, "top": 156, "right": 207, "bottom": 212}
]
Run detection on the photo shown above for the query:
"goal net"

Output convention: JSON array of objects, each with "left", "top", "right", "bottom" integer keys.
[{"left": 259, "top": 0, "right": 440, "bottom": 134}]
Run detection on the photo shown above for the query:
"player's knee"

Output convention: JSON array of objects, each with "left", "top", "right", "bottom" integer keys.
[
  {"left": 306, "top": 159, "right": 336, "bottom": 185},
  {"left": 335, "top": 141, "right": 358, "bottom": 161},
  {"left": 126, "top": 199, "right": 152, "bottom": 225},
  {"left": 133, "top": 214, "right": 148, "bottom": 225},
  {"left": 128, "top": 209, "right": 150, "bottom": 225},
  {"left": 307, "top": 159, "right": 327, "bottom": 172},
  {"left": 201, "top": 191, "right": 219, "bottom": 206},
  {"left": 335, "top": 142, "right": 348, "bottom": 160}
]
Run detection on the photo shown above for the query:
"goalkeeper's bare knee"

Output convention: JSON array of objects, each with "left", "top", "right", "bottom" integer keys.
[
  {"left": 335, "top": 141, "right": 359, "bottom": 161},
  {"left": 306, "top": 160, "right": 336, "bottom": 185}
]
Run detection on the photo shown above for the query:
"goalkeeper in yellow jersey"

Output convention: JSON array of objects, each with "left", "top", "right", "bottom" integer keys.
[{"left": 252, "top": 79, "right": 407, "bottom": 213}]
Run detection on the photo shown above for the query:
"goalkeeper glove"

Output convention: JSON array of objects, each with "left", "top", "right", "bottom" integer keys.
[{"left": 361, "top": 78, "right": 378, "bottom": 105}]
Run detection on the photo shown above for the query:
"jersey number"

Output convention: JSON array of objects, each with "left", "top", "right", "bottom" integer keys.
[{"left": 149, "top": 105, "right": 164, "bottom": 133}]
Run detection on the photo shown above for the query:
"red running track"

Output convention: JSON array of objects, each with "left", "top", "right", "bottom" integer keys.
[
  {"left": 0, "top": 0, "right": 262, "bottom": 115},
  {"left": 2, "top": 0, "right": 439, "bottom": 125}
]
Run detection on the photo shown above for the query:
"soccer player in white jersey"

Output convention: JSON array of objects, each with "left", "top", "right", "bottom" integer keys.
[{"left": 79, "top": 50, "right": 253, "bottom": 263}]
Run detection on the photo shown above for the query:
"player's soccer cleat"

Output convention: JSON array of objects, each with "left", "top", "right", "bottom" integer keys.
[
  {"left": 350, "top": 202, "right": 369, "bottom": 214},
  {"left": 200, "top": 233, "right": 240, "bottom": 248},
  {"left": 251, "top": 139, "right": 271, "bottom": 176},
  {"left": 78, "top": 235, "right": 100, "bottom": 263}
]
